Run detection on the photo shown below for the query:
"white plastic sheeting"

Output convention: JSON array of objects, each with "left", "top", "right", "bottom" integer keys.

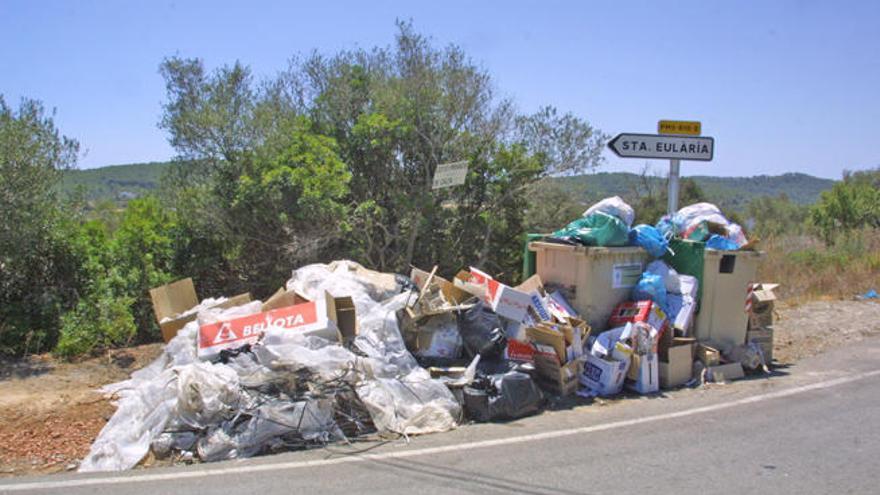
[{"left": 80, "top": 260, "right": 460, "bottom": 472}]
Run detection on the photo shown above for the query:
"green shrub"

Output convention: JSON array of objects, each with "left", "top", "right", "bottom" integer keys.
[{"left": 55, "top": 284, "right": 136, "bottom": 358}]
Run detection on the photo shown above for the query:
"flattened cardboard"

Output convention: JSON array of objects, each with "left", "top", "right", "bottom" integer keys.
[{"left": 150, "top": 277, "right": 253, "bottom": 342}]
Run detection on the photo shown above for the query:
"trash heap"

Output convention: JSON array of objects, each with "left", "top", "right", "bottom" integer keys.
[
  {"left": 81, "top": 197, "right": 778, "bottom": 473},
  {"left": 536, "top": 196, "right": 776, "bottom": 395}
]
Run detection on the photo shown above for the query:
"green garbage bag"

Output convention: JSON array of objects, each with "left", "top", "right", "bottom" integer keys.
[{"left": 552, "top": 212, "right": 630, "bottom": 247}]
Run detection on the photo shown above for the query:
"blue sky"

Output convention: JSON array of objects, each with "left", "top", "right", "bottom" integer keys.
[{"left": 1, "top": 1, "right": 878, "bottom": 179}]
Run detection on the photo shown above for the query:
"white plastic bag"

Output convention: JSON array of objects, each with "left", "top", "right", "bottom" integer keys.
[{"left": 584, "top": 196, "right": 635, "bottom": 227}]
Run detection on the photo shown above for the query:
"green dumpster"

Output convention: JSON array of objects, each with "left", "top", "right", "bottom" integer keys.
[{"left": 522, "top": 233, "right": 547, "bottom": 281}]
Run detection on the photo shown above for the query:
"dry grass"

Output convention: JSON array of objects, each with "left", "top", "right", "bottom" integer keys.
[{"left": 757, "top": 229, "right": 880, "bottom": 304}]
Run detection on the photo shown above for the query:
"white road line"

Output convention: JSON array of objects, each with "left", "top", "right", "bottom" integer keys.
[{"left": 2, "top": 369, "right": 879, "bottom": 493}]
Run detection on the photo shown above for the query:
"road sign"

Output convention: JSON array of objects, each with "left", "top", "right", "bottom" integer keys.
[
  {"left": 658, "top": 120, "right": 701, "bottom": 136},
  {"left": 608, "top": 133, "right": 714, "bottom": 161},
  {"left": 431, "top": 160, "right": 469, "bottom": 190}
]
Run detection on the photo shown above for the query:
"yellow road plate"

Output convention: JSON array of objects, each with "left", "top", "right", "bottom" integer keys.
[{"left": 658, "top": 120, "right": 701, "bottom": 136}]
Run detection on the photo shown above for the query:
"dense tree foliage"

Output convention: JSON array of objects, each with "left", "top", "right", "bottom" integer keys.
[
  {"left": 159, "top": 22, "right": 606, "bottom": 286},
  {"left": 0, "top": 97, "right": 85, "bottom": 354},
  {"left": 810, "top": 168, "right": 880, "bottom": 243}
]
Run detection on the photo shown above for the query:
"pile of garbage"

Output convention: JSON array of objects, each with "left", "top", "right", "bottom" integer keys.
[
  {"left": 551, "top": 196, "right": 751, "bottom": 253},
  {"left": 80, "top": 198, "right": 776, "bottom": 473},
  {"left": 81, "top": 262, "right": 462, "bottom": 472}
]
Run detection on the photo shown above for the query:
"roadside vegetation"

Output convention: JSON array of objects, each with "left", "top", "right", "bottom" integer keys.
[{"left": 1, "top": 23, "right": 877, "bottom": 359}]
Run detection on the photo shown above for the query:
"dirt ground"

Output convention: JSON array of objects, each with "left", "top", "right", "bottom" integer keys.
[
  {"left": 0, "top": 299, "right": 877, "bottom": 477},
  {"left": 0, "top": 344, "right": 163, "bottom": 476}
]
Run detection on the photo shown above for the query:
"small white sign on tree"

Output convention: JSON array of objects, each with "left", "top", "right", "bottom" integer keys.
[{"left": 431, "top": 161, "right": 469, "bottom": 190}]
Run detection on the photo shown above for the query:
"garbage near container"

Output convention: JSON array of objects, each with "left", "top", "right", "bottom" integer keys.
[
  {"left": 463, "top": 369, "right": 544, "bottom": 422},
  {"left": 747, "top": 283, "right": 779, "bottom": 330},
  {"left": 149, "top": 278, "right": 252, "bottom": 342},
  {"left": 526, "top": 318, "right": 591, "bottom": 396},
  {"left": 623, "top": 322, "right": 660, "bottom": 395},
  {"left": 82, "top": 261, "right": 462, "bottom": 473},
  {"left": 645, "top": 260, "right": 699, "bottom": 334},
  {"left": 659, "top": 337, "right": 695, "bottom": 389}
]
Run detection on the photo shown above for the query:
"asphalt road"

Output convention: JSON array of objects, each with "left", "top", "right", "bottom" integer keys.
[{"left": 3, "top": 337, "right": 880, "bottom": 495}]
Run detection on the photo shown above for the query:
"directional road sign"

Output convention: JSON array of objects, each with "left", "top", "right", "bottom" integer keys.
[{"left": 608, "top": 133, "right": 714, "bottom": 161}]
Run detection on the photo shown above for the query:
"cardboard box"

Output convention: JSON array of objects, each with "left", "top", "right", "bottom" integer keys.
[
  {"left": 626, "top": 353, "right": 659, "bottom": 394},
  {"left": 659, "top": 339, "right": 695, "bottom": 389},
  {"left": 149, "top": 278, "right": 252, "bottom": 342},
  {"left": 695, "top": 343, "right": 721, "bottom": 367},
  {"left": 411, "top": 267, "right": 472, "bottom": 306},
  {"left": 526, "top": 319, "right": 590, "bottom": 364},
  {"left": 261, "top": 287, "right": 310, "bottom": 312},
  {"left": 454, "top": 268, "right": 533, "bottom": 322},
  {"left": 748, "top": 283, "right": 779, "bottom": 330},
  {"left": 197, "top": 291, "right": 356, "bottom": 361},
  {"left": 534, "top": 354, "right": 582, "bottom": 396},
  {"left": 581, "top": 353, "right": 630, "bottom": 396},
  {"left": 706, "top": 362, "right": 745, "bottom": 382},
  {"left": 747, "top": 326, "right": 774, "bottom": 363}
]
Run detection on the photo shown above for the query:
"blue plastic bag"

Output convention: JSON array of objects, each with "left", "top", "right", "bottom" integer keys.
[
  {"left": 632, "top": 272, "right": 669, "bottom": 315},
  {"left": 706, "top": 234, "right": 740, "bottom": 251},
  {"left": 629, "top": 224, "right": 669, "bottom": 258}
]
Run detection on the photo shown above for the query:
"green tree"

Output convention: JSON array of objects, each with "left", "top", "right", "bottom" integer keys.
[
  {"left": 746, "top": 194, "right": 810, "bottom": 239},
  {"left": 0, "top": 96, "right": 83, "bottom": 355},
  {"left": 810, "top": 168, "right": 880, "bottom": 243},
  {"left": 109, "top": 196, "right": 178, "bottom": 342}
]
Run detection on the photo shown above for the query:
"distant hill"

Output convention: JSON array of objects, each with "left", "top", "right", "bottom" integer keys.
[
  {"left": 61, "top": 161, "right": 835, "bottom": 211},
  {"left": 553, "top": 172, "right": 835, "bottom": 212},
  {"left": 60, "top": 161, "right": 170, "bottom": 202}
]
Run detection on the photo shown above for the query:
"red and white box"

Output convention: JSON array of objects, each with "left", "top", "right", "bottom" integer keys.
[
  {"left": 198, "top": 292, "right": 345, "bottom": 361},
  {"left": 608, "top": 300, "right": 669, "bottom": 336}
]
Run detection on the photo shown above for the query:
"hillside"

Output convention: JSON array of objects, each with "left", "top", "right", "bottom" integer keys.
[
  {"left": 59, "top": 161, "right": 170, "bottom": 202},
  {"left": 553, "top": 172, "right": 835, "bottom": 211},
  {"left": 61, "top": 161, "right": 835, "bottom": 210}
]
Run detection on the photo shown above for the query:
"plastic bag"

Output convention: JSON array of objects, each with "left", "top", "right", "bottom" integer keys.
[
  {"left": 584, "top": 196, "right": 635, "bottom": 227},
  {"left": 80, "top": 368, "right": 179, "bottom": 472},
  {"left": 457, "top": 301, "right": 507, "bottom": 359},
  {"left": 463, "top": 370, "right": 544, "bottom": 422},
  {"left": 553, "top": 212, "right": 630, "bottom": 247},
  {"left": 632, "top": 272, "right": 669, "bottom": 315},
  {"left": 706, "top": 234, "right": 740, "bottom": 251},
  {"left": 629, "top": 224, "right": 669, "bottom": 258}
]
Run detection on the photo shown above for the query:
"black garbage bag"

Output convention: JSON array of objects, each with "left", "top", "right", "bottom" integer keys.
[
  {"left": 457, "top": 301, "right": 507, "bottom": 359},
  {"left": 463, "top": 370, "right": 544, "bottom": 422}
]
